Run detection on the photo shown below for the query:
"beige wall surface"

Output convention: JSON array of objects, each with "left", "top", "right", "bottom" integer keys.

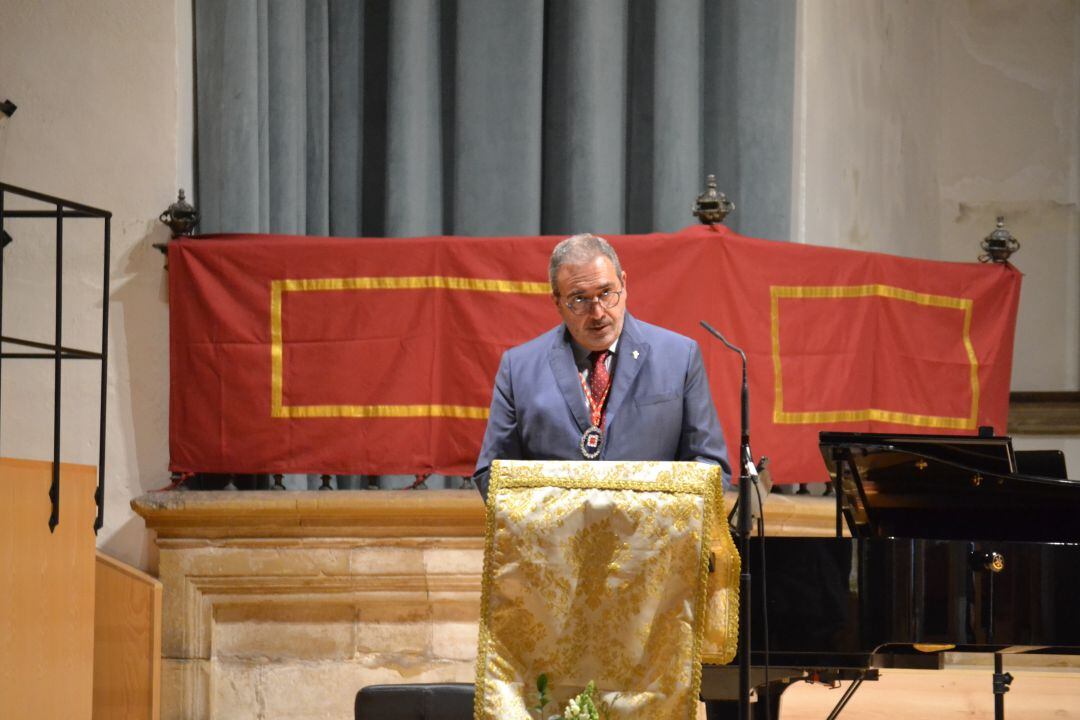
[
  {"left": 796, "top": 0, "right": 1080, "bottom": 393},
  {"left": 935, "top": 1, "right": 1080, "bottom": 392},
  {"left": 0, "top": 0, "right": 192, "bottom": 570},
  {"left": 794, "top": 0, "right": 943, "bottom": 259}
]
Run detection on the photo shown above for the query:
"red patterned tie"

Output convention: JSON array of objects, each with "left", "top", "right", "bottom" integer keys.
[{"left": 588, "top": 350, "right": 611, "bottom": 419}]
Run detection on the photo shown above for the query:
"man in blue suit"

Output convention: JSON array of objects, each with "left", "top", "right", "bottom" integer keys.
[{"left": 472, "top": 233, "right": 730, "bottom": 499}]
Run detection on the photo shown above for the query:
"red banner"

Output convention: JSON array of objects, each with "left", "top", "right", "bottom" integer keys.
[{"left": 169, "top": 225, "right": 1021, "bottom": 483}]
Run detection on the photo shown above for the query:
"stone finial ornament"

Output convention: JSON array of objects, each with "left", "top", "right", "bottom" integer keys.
[
  {"left": 979, "top": 216, "right": 1020, "bottom": 263},
  {"left": 692, "top": 174, "right": 735, "bottom": 226},
  {"left": 159, "top": 189, "right": 199, "bottom": 238}
]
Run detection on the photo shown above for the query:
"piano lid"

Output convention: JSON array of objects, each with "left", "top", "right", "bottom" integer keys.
[{"left": 819, "top": 431, "right": 1080, "bottom": 543}]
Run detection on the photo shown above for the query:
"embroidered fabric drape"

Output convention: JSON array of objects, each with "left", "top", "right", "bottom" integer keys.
[{"left": 475, "top": 460, "right": 738, "bottom": 720}]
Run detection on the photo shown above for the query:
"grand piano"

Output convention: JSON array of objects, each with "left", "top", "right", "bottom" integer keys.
[{"left": 701, "top": 431, "right": 1080, "bottom": 719}]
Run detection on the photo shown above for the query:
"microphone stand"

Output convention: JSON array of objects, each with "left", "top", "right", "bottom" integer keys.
[{"left": 700, "top": 320, "right": 753, "bottom": 720}]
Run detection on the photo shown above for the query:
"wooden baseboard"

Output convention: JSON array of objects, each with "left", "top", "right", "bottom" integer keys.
[{"left": 1009, "top": 391, "right": 1080, "bottom": 435}]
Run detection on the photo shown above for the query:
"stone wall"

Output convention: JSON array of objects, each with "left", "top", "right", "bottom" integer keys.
[
  {"left": 133, "top": 489, "right": 836, "bottom": 720},
  {"left": 136, "top": 491, "right": 487, "bottom": 720}
]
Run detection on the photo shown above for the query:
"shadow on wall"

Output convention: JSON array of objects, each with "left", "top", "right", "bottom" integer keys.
[
  {"left": 101, "top": 218, "right": 172, "bottom": 570},
  {"left": 98, "top": 514, "right": 159, "bottom": 573}
]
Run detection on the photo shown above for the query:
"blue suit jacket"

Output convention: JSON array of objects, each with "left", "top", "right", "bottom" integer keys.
[{"left": 473, "top": 313, "right": 730, "bottom": 498}]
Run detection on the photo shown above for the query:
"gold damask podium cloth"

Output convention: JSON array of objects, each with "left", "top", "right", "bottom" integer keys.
[{"left": 475, "top": 461, "right": 739, "bottom": 720}]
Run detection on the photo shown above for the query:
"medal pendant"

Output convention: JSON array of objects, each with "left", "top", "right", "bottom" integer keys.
[{"left": 580, "top": 426, "right": 603, "bottom": 459}]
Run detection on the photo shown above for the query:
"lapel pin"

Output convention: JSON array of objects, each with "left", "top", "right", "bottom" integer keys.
[{"left": 632, "top": 350, "right": 640, "bottom": 360}]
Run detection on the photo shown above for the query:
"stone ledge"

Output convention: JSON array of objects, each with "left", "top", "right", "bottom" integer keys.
[
  {"left": 132, "top": 489, "right": 487, "bottom": 538},
  {"left": 133, "top": 489, "right": 841, "bottom": 540}
]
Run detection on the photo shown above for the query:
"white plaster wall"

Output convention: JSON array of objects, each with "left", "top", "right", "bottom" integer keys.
[
  {"left": 796, "top": 0, "right": 1080, "bottom": 393},
  {"left": 0, "top": 0, "right": 191, "bottom": 570},
  {"left": 793, "top": 0, "right": 943, "bottom": 259},
  {"left": 935, "top": 1, "right": 1080, "bottom": 392}
]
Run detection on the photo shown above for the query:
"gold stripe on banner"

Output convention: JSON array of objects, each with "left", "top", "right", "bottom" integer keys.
[
  {"left": 281, "top": 275, "right": 550, "bottom": 295},
  {"left": 270, "top": 276, "right": 549, "bottom": 418},
  {"left": 271, "top": 281, "right": 284, "bottom": 416},
  {"left": 770, "top": 284, "right": 979, "bottom": 430},
  {"left": 279, "top": 404, "right": 489, "bottom": 419}
]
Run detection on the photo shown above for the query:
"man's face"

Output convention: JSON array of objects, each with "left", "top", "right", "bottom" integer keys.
[{"left": 553, "top": 254, "right": 628, "bottom": 352}]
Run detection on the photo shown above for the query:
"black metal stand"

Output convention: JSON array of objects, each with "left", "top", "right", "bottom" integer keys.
[
  {"left": 0, "top": 182, "right": 111, "bottom": 532},
  {"left": 736, "top": 436, "right": 753, "bottom": 719},
  {"left": 734, "top": 410, "right": 751, "bottom": 720},
  {"left": 993, "top": 653, "right": 1012, "bottom": 720},
  {"left": 700, "top": 320, "right": 754, "bottom": 720}
]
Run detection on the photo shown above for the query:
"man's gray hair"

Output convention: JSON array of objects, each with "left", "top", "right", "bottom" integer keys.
[{"left": 548, "top": 233, "right": 623, "bottom": 295}]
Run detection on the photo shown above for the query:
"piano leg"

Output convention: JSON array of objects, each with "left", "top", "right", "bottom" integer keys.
[
  {"left": 992, "top": 653, "right": 1013, "bottom": 720},
  {"left": 703, "top": 680, "right": 788, "bottom": 720}
]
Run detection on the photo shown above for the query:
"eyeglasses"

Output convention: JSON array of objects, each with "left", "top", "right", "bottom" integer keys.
[{"left": 562, "top": 287, "right": 623, "bottom": 315}]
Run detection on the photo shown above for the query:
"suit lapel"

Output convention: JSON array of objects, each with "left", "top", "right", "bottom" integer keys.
[
  {"left": 549, "top": 327, "right": 590, "bottom": 433},
  {"left": 602, "top": 314, "right": 647, "bottom": 441}
]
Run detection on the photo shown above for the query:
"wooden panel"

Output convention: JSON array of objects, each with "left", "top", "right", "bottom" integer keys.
[
  {"left": 0, "top": 457, "right": 97, "bottom": 720},
  {"left": 93, "top": 552, "right": 162, "bottom": 720},
  {"left": 1009, "top": 391, "right": 1080, "bottom": 435}
]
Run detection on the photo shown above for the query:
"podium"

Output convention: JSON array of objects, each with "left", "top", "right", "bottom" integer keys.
[{"left": 475, "top": 460, "right": 739, "bottom": 720}]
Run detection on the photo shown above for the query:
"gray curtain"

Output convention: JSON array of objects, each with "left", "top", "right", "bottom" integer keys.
[{"left": 195, "top": 0, "right": 795, "bottom": 241}]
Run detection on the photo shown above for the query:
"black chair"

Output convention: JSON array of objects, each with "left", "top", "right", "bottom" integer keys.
[{"left": 355, "top": 683, "right": 475, "bottom": 720}]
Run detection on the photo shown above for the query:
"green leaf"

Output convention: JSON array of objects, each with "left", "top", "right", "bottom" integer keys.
[{"left": 537, "top": 674, "right": 549, "bottom": 694}]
